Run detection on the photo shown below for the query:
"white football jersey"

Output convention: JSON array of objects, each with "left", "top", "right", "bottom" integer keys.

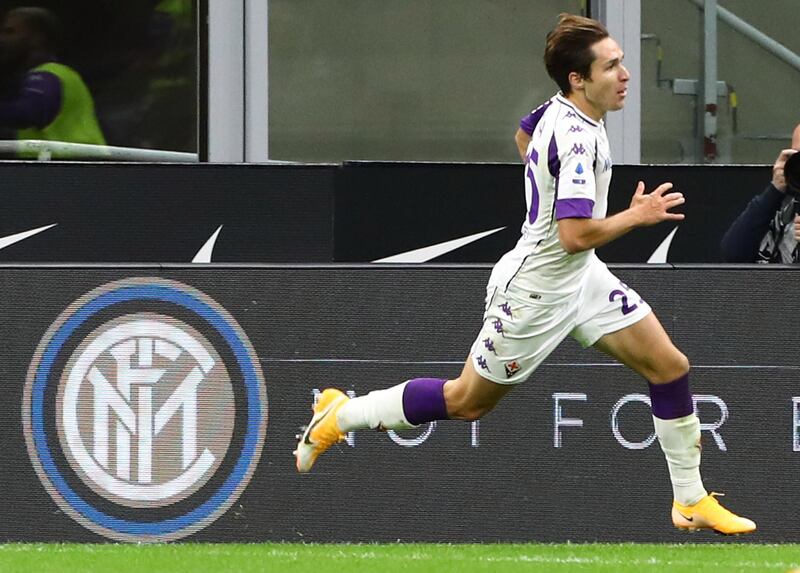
[{"left": 489, "top": 93, "right": 613, "bottom": 296}]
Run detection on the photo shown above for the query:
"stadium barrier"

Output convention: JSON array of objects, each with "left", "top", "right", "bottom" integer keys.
[
  {"left": 0, "top": 161, "right": 769, "bottom": 263},
  {"left": 6, "top": 264, "right": 799, "bottom": 542}
]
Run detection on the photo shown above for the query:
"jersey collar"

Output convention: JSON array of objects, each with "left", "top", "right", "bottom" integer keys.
[{"left": 555, "top": 93, "right": 602, "bottom": 127}]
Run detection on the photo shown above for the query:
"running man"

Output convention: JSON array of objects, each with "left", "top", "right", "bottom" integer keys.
[{"left": 295, "top": 13, "right": 755, "bottom": 536}]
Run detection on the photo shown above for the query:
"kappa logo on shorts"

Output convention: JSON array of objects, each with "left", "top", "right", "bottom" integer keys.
[
  {"left": 492, "top": 319, "right": 504, "bottom": 335},
  {"left": 504, "top": 361, "right": 521, "bottom": 378},
  {"left": 23, "top": 278, "right": 268, "bottom": 543}
]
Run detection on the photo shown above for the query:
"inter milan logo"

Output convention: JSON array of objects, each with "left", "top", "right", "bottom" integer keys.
[{"left": 23, "top": 278, "right": 268, "bottom": 542}]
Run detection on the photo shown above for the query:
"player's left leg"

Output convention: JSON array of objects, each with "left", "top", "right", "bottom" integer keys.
[
  {"left": 294, "top": 358, "right": 511, "bottom": 473},
  {"left": 592, "top": 312, "right": 755, "bottom": 535}
]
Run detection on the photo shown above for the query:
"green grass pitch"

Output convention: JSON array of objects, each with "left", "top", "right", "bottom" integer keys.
[{"left": 0, "top": 543, "right": 798, "bottom": 573}]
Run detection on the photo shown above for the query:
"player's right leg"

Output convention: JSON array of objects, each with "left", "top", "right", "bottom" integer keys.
[
  {"left": 294, "top": 358, "right": 510, "bottom": 473},
  {"left": 592, "top": 312, "right": 755, "bottom": 535}
]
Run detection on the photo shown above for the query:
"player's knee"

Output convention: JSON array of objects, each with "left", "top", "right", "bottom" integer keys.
[
  {"left": 649, "top": 349, "right": 690, "bottom": 383},
  {"left": 675, "top": 351, "right": 690, "bottom": 375}
]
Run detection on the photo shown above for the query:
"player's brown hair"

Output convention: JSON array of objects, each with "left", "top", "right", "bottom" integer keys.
[{"left": 544, "top": 13, "right": 609, "bottom": 95}]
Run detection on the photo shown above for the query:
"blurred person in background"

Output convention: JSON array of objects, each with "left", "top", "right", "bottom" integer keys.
[
  {"left": 0, "top": 6, "right": 105, "bottom": 156},
  {"left": 720, "top": 123, "right": 800, "bottom": 263}
]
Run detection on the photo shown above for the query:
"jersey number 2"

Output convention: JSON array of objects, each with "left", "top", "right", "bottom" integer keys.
[{"left": 608, "top": 282, "right": 640, "bottom": 316}]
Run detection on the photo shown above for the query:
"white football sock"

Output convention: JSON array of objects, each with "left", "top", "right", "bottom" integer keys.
[
  {"left": 336, "top": 381, "right": 416, "bottom": 431},
  {"left": 653, "top": 413, "right": 707, "bottom": 506}
]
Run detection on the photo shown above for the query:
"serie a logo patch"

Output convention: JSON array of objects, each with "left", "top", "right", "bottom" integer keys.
[{"left": 23, "top": 278, "right": 267, "bottom": 542}]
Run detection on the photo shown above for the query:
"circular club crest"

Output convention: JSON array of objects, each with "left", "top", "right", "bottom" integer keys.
[{"left": 23, "top": 278, "right": 268, "bottom": 542}]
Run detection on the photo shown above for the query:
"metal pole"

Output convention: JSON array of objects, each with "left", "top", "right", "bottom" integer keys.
[
  {"left": 690, "top": 0, "right": 800, "bottom": 72},
  {"left": 245, "top": 0, "right": 269, "bottom": 162},
  {"left": 207, "top": 0, "right": 245, "bottom": 162},
  {"left": 702, "top": 0, "right": 718, "bottom": 162},
  {"left": 0, "top": 140, "right": 199, "bottom": 162}
]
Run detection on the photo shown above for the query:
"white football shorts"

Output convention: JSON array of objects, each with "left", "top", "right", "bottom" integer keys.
[{"left": 469, "top": 257, "right": 651, "bottom": 384}]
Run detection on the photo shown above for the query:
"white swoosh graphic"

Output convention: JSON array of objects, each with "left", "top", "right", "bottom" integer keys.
[
  {"left": 373, "top": 227, "right": 506, "bottom": 263},
  {"left": 0, "top": 223, "right": 57, "bottom": 250},
  {"left": 647, "top": 226, "right": 679, "bottom": 264},
  {"left": 192, "top": 225, "right": 223, "bottom": 263}
]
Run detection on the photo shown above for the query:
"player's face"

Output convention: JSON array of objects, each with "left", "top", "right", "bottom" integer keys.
[
  {"left": 0, "top": 14, "right": 33, "bottom": 68},
  {"left": 582, "top": 37, "right": 629, "bottom": 118}
]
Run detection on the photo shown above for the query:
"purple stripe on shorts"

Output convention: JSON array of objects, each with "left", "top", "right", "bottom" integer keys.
[
  {"left": 402, "top": 378, "right": 448, "bottom": 425},
  {"left": 555, "top": 198, "right": 594, "bottom": 219},
  {"left": 649, "top": 373, "right": 694, "bottom": 420}
]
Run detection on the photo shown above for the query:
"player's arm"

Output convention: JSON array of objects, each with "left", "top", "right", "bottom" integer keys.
[
  {"left": 558, "top": 181, "right": 684, "bottom": 254},
  {"left": 514, "top": 128, "right": 532, "bottom": 162}
]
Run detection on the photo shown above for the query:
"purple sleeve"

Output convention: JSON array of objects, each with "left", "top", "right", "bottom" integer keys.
[
  {"left": 555, "top": 198, "right": 595, "bottom": 219},
  {"left": 519, "top": 112, "right": 536, "bottom": 135},
  {"left": 0, "top": 71, "right": 62, "bottom": 129}
]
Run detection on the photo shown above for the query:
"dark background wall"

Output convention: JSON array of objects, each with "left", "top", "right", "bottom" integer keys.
[
  {"left": 5, "top": 265, "right": 800, "bottom": 542},
  {"left": 0, "top": 162, "right": 771, "bottom": 263}
]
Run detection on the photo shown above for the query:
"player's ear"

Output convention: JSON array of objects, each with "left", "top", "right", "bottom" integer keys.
[{"left": 568, "top": 71, "right": 585, "bottom": 92}]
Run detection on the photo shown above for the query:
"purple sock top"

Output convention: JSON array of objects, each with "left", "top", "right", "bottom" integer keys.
[
  {"left": 402, "top": 378, "right": 448, "bottom": 425},
  {"left": 648, "top": 373, "right": 693, "bottom": 420}
]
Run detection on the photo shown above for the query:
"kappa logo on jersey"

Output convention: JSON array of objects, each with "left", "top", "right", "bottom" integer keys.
[
  {"left": 568, "top": 125, "right": 584, "bottom": 133},
  {"left": 483, "top": 338, "right": 496, "bottom": 353},
  {"left": 571, "top": 143, "right": 586, "bottom": 155},
  {"left": 565, "top": 111, "right": 578, "bottom": 119},
  {"left": 476, "top": 356, "right": 490, "bottom": 371},
  {"left": 23, "top": 278, "right": 268, "bottom": 543},
  {"left": 504, "top": 360, "right": 521, "bottom": 378}
]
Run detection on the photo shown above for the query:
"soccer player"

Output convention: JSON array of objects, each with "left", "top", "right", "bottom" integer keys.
[{"left": 295, "top": 13, "right": 755, "bottom": 535}]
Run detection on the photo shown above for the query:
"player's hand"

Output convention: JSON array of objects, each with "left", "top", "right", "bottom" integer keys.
[
  {"left": 772, "top": 149, "right": 798, "bottom": 192},
  {"left": 629, "top": 181, "right": 685, "bottom": 226},
  {"left": 794, "top": 215, "right": 800, "bottom": 242}
]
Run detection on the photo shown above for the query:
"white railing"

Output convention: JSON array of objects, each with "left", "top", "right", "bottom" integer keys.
[
  {"left": 0, "top": 140, "right": 198, "bottom": 162},
  {"left": 690, "top": 0, "right": 800, "bottom": 72}
]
